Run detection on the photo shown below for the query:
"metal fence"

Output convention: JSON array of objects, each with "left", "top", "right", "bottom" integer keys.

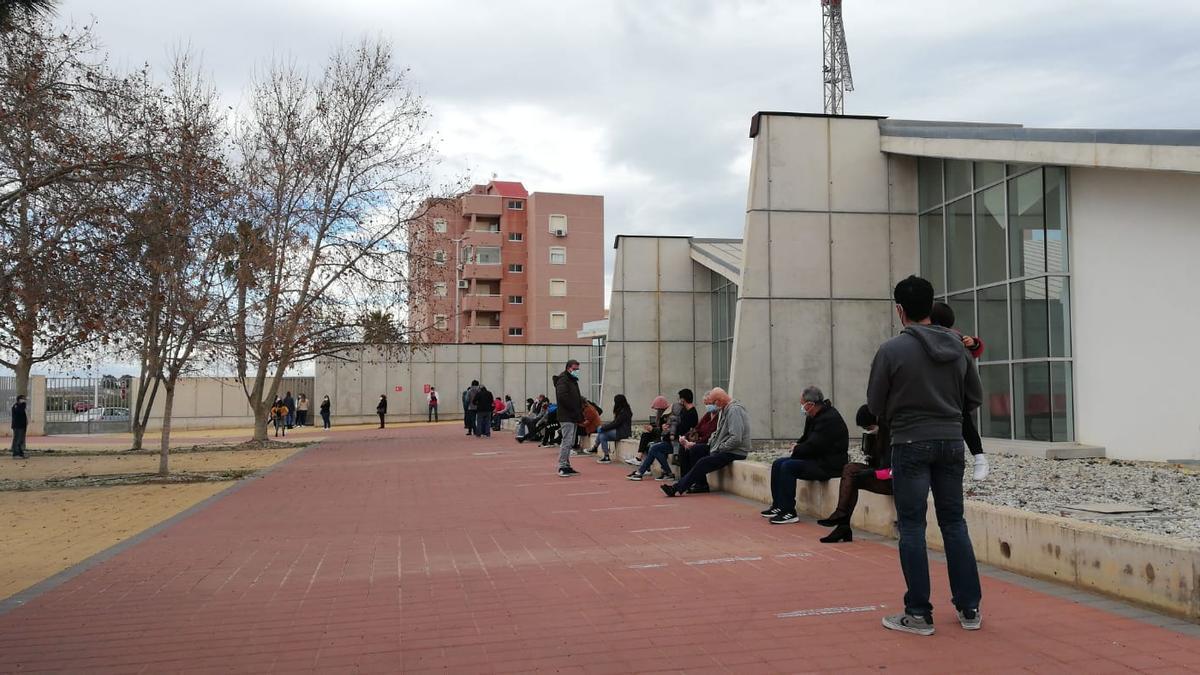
[
  {"left": 0, "top": 376, "right": 15, "bottom": 423},
  {"left": 45, "top": 376, "right": 132, "bottom": 434}
]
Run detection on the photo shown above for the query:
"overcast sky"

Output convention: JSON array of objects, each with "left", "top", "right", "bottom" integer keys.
[{"left": 55, "top": 0, "right": 1200, "bottom": 313}]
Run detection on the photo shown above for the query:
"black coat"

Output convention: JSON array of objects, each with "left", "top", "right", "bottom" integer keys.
[
  {"left": 319, "top": 400, "right": 330, "bottom": 415},
  {"left": 376, "top": 398, "right": 387, "bottom": 414},
  {"left": 599, "top": 405, "right": 633, "bottom": 439},
  {"left": 790, "top": 400, "right": 850, "bottom": 477},
  {"left": 553, "top": 372, "right": 584, "bottom": 424},
  {"left": 10, "top": 402, "right": 27, "bottom": 430},
  {"left": 474, "top": 387, "right": 495, "bottom": 413},
  {"left": 861, "top": 423, "right": 892, "bottom": 470}
]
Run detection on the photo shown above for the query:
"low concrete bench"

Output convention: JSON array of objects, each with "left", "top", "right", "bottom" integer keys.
[{"left": 597, "top": 437, "right": 1200, "bottom": 622}]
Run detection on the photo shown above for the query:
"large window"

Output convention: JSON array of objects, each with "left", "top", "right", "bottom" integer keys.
[
  {"left": 589, "top": 336, "right": 605, "bottom": 403},
  {"left": 475, "top": 246, "right": 501, "bottom": 265},
  {"left": 549, "top": 247, "right": 566, "bottom": 264},
  {"left": 919, "top": 160, "right": 1073, "bottom": 441},
  {"left": 710, "top": 270, "right": 737, "bottom": 391}
]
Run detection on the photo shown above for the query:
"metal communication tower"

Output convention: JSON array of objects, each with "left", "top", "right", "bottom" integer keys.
[{"left": 821, "top": 0, "right": 854, "bottom": 115}]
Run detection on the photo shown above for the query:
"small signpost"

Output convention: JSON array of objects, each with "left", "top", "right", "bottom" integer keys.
[{"left": 394, "top": 385, "right": 403, "bottom": 392}]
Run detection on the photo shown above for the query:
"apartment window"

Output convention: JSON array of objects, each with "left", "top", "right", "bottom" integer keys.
[
  {"left": 507, "top": 200, "right": 524, "bottom": 210},
  {"left": 433, "top": 249, "right": 446, "bottom": 265},
  {"left": 434, "top": 314, "right": 448, "bottom": 331},
  {"left": 508, "top": 232, "right": 524, "bottom": 242},
  {"left": 549, "top": 214, "right": 568, "bottom": 235},
  {"left": 475, "top": 246, "right": 501, "bottom": 265},
  {"left": 508, "top": 263, "right": 524, "bottom": 273},
  {"left": 549, "top": 312, "right": 567, "bottom": 330},
  {"left": 432, "top": 218, "right": 447, "bottom": 233},
  {"left": 549, "top": 279, "right": 567, "bottom": 296},
  {"left": 434, "top": 282, "right": 447, "bottom": 297},
  {"left": 549, "top": 247, "right": 566, "bottom": 265},
  {"left": 508, "top": 295, "right": 523, "bottom": 304},
  {"left": 508, "top": 327, "right": 524, "bottom": 336}
]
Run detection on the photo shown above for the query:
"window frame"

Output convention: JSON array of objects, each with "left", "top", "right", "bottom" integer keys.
[
  {"left": 507, "top": 295, "right": 524, "bottom": 305},
  {"left": 433, "top": 282, "right": 447, "bottom": 297},
  {"left": 507, "top": 327, "right": 524, "bottom": 337},
  {"left": 433, "top": 249, "right": 446, "bottom": 265},
  {"left": 475, "top": 246, "right": 501, "bottom": 265},
  {"left": 432, "top": 218, "right": 447, "bottom": 233},
  {"left": 507, "top": 232, "right": 524, "bottom": 242},
  {"left": 549, "top": 311, "right": 567, "bottom": 330},
  {"left": 507, "top": 263, "right": 524, "bottom": 273},
  {"left": 506, "top": 199, "right": 524, "bottom": 210},
  {"left": 548, "top": 278, "right": 567, "bottom": 297},
  {"left": 549, "top": 246, "right": 567, "bottom": 265},
  {"left": 434, "top": 314, "right": 448, "bottom": 331},
  {"left": 548, "top": 214, "right": 568, "bottom": 235}
]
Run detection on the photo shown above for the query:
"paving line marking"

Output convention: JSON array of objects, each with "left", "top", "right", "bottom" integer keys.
[
  {"left": 777, "top": 605, "right": 883, "bottom": 619},
  {"left": 686, "top": 556, "right": 763, "bottom": 566},
  {"left": 630, "top": 526, "right": 691, "bottom": 534},
  {"left": 775, "top": 552, "right": 813, "bottom": 559},
  {"left": 626, "top": 563, "right": 668, "bottom": 569},
  {"left": 567, "top": 491, "right": 610, "bottom": 497},
  {"left": 472, "top": 452, "right": 503, "bottom": 456}
]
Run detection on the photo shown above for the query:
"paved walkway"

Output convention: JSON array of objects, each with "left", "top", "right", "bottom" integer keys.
[{"left": 2, "top": 425, "right": 1199, "bottom": 673}]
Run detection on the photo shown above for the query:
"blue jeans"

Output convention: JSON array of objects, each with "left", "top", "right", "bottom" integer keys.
[
  {"left": 638, "top": 441, "right": 673, "bottom": 476},
  {"left": 475, "top": 411, "right": 492, "bottom": 437},
  {"left": 769, "top": 457, "right": 829, "bottom": 511},
  {"left": 890, "top": 440, "right": 982, "bottom": 620},
  {"left": 594, "top": 429, "right": 619, "bottom": 456}
]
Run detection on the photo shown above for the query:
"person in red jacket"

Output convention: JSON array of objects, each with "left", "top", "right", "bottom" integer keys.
[
  {"left": 930, "top": 302, "right": 988, "bottom": 480},
  {"left": 675, "top": 392, "right": 720, "bottom": 493}
]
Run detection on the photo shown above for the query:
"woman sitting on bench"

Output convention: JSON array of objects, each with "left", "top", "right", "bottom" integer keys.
[{"left": 815, "top": 405, "right": 893, "bottom": 543}]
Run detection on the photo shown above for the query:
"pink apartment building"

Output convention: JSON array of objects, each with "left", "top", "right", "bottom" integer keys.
[{"left": 411, "top": 180, "right": 605, "bottom": 345}]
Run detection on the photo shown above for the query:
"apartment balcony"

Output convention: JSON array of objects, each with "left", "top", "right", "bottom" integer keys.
[
  {"left": 462, "top": 326, "right": 502, "bottom": 344},
  {"left": 463, "top": 263, "right": 503, "bottom": 280},
  {"left": 461, "top": 294, "right": 502, "bottom": 312},
  {"left": 461, "top": 194, "right": 502, "bottom": 217},
  {"left": 462, "top": 230, "right": 501, "bottom": 247}
]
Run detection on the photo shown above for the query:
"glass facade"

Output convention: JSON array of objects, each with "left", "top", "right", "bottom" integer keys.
[
  {"left": 589, "top": 336, "right": 605, "bottom": 404},
  {"left": 919, "top": 160, "right": 1074, "bottom": 442},
  {"left": 711, "top": 270, "right": 737, "bottom": 391}
]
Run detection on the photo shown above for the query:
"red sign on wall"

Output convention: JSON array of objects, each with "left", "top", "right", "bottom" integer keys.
[
  {"left": 423, "top": 384, "right": 431, "bottom": 395},
  {"left": 394, "top": 386, "right": 404, "bottom": 392}
]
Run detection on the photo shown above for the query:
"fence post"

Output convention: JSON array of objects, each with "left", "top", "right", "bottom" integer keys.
[{"left": 29, "top": 375, "right": 46, "bottom": 437}]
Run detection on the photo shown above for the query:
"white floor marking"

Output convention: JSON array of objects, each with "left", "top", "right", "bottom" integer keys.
[
  {"left": 686, "top": 556, "right": 763, "bottom": 566},
  {"left": 472, "top": 452, "right": 502, "bottom": 456},
  {"left": 776, "top": 605, "right": 882, "bottom": 618},
  {"left": 591, "top": 505, "right": 646, "bottom": 512},
  {"left": 630, "top": 526, "right": 691, "bottom": 534},
  {"left": 774, "top": 552, "right": 813, "bottom": 559},
  {"left": 567, "top": 491, "right": 609, "bottom": 497},
  {"left": 626, "top": 563, "right": 668, "bottom": 569}
]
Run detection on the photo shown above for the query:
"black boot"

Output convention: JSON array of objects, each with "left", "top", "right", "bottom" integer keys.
[{"left": 819, "top": 524, "right": 853, "bottom": 543}]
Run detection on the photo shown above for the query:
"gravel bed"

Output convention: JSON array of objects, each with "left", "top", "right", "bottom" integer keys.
[{"left": 749, "top": 446, "right": 1200, "bottom": 542}]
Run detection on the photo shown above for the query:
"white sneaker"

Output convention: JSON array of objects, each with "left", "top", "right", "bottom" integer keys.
[{"left": 972, "top": 454, "right": 990, "bottom": 481}]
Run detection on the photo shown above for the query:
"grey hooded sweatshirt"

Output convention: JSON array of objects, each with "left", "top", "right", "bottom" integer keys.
[{"left": 867, "top": 323, "right": 983, "bottom": 445}]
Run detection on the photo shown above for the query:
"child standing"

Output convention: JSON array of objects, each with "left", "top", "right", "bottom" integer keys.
[{"left": 930, "top": 302, "right": 989, "bottom": 480}]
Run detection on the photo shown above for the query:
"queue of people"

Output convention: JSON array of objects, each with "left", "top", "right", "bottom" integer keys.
[{"left": 506, "top": 274, "right": 986, "bottom": 638}]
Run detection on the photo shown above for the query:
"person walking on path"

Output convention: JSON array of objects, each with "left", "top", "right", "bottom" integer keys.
[
  {"left": 376, "top": 394, "right": 388, "bottom": 429},
  {"left": 868, "top": 275, "right": 984, "bottom": 637},
  {"left": 463, "top": 381, "right": 479, "bottom": 436},
  {"left": 473, "top": 385, "right": 495, "bottom": 438},
  {"left": 554, "top": 360, "right": 584, "bottom": 477},
  {"left": 296, "top": 394, "right": 309, "bottom": 427},
  {"left": 319, "top": 395, "right": 331, "bottom": 429},
  {"left": 283, "top": 391, "right": 296, "bottom": 429},
  {"left": 427, "top": 388, "right": 439, "bottom": 422},
  {"left": 10, "top": 394, "right": 28, "bottom": 459},
  {"left": 930, "top": 301, "right": 989, "bottom": 480}
]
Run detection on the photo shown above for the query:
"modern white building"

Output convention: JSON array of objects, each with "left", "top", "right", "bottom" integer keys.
[{"left": 600, "top": 112, "right": 1200, "bottom": 462}]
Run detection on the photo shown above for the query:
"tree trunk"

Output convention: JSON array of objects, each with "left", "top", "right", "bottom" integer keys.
[
  {"left": 253, "top": 403, "right": 270, "bottom": 442},
  {"left": 158, "top": 382, "right": 174, "bottom": 476},
  {"left": 132, "top": 423, "right": 146, "bottom": 452}
]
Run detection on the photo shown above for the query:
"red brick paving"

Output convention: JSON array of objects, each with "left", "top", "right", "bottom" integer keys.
[{"left": 1, "top": 424, "right": 1199, "bottom": 673}]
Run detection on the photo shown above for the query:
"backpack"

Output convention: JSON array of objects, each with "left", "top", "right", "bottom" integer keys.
[{"left": 430, "top": 392, "right": 438, "bottom": 406}]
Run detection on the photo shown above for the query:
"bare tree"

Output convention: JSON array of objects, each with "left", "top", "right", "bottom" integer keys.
[
  {"left": 120, "top": 52, "right": 232, "bottom": 474},
  {"left": 218, "top": 37, "right": 452, "bottom": 441},
  {"left": 0, "top": 17, "right": 152, "bottom": 396}
]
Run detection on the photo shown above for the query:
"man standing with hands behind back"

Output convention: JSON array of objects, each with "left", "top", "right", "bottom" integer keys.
[{"left": 868, "top": 275, "right": 983, "bottom": 637}]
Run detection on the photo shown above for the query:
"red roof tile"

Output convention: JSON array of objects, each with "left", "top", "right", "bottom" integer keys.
[{"left": 487, "top": 181, "right": 528, "bottom": 198}]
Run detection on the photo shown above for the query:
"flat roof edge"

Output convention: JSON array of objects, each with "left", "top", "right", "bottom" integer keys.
[{"left": 750, "top": 111, "right": 888, "bottom": 138}]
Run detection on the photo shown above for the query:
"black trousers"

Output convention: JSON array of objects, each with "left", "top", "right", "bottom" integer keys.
[
  {"left": 378, "top": 412, "right": 385, "bottom": 428},
  {"left": 428, "top": 405, "right": 438, "bottom": 422},
  {"left": 676, "top": 451, "right": 741, "bottom": 492}
]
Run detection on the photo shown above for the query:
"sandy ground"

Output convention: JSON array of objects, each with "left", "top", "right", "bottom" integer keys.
[{"left": 0, "top": 446, "right": 304, "bottom": 602}]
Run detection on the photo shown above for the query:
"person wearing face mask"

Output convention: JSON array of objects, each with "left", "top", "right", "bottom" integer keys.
[
  {"left": 661, "top": 387, "right": 750, "bottom": 497},
  {"left": 814, "top": 404, "right": 894, "bottom": 543},
  {"left": 553, "top": 359, "right": 584, "bottom": 477},
  {"left": 761, "top": 386, "right": 849, "bottom": 524},
  {"left": 675, "top": 394, "right": 720, "bottom": 491}
]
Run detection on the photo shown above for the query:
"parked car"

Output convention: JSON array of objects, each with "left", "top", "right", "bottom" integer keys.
[
  {"left": 72, "top": 407, "right": 130, "bottom": 422},
  {"left": 73, "top": 401, "right": 95, "bottom": 413}
]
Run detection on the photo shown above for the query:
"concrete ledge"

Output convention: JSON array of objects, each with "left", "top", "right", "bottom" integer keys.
[
  {"left": 605, "top": 438, "right": 1200, "bottom": 621},
  {"left": 983, "top": 437, "right": 1106, "bottom": 459}
]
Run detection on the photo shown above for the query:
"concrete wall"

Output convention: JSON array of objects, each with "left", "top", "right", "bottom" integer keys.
[
  {"left": 1071, "top": 168, "right": 1200, "bottom": 461},
  {"left": 129, "top": 377, "right": 314, "bottom": 432},
  {"left": 733, "top": 114, "right": 917, "bottom": 440},
  {"left": 315, "top": 344, "right": 592, "bottom": 423},
  {"left": 601, "top": 437, "right": 1200, "bottom": 621},
  {"left": 602, "top": 237, "right": 716, "bottom": 412}
]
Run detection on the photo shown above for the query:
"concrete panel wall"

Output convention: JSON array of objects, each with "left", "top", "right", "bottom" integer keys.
[
  {"left": 312, "top": 343, "right": 593, "bottom": 424},
  {"left": 733, "top": 114, "right": 909, "bottom": 439}
]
